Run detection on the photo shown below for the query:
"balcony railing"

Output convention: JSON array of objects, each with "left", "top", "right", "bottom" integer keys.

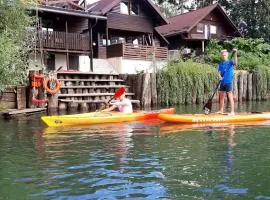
[
  {"left": 107, "top": 43, "right": 168, "bottom": 61},
  {"left": 37, "top": 31, "right": 90, "bottom": 51}
]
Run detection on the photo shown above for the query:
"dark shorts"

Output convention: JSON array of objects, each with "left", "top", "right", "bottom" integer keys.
[{"left": 219, "top": 83, "right": 233, "bottom": 93}]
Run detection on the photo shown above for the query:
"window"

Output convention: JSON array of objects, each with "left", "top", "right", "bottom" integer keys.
[
  {"left": 120, "top": 2, "right": 129, "bottom": 14},
  {"left": 99, "top": 34, "right": 110, "bottom": 46},
  {"left": 69, "top": 55, "right": 79, "bottom": 70},
  {"left": 119, "top": 37, "right": 125, "bottom": 43},
  {"left": 210, "top": 25, "right": 217, "bottom": 34},
  {"left": 197, "top": 23, "right": 204, "bottom": 33},
  {"left": 131, "top": 2, "right": 139, "bottom": 15},
  {"left": 42, "top": 28, "right": 53, "bottom": 32},
  {"left": 46, "top": 54, "right": 55, "bottom": 71},
  {"left": 120, "top": 1, "right": 139, "bottom": 15}
]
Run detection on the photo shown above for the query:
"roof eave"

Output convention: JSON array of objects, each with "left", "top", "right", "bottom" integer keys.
[
  {"left": 145, "top": 0, "right": 169, "bottom": 24},
  {"left": 186, "top": 3, "right": 218, "bottom": 33},
  {"left": 31, "top": 5, "right": 107, "bottom": 20},
  {"left": 215, "top": 5, "right": 242, "bottom": 37},
  {"left": 154, "top": 28, "right": 169, "bottom": 44}
]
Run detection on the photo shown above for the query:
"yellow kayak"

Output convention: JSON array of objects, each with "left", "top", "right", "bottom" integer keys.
[
  {"left": 158, "top": 112, "right": 270, "bottom": 124},
  {"left": 41, "top": 108, "right": 175, "bottom": 127}
]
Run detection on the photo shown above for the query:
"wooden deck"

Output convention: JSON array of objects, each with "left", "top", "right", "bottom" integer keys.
[
  {"left": 107, "top": 43, "right": 168, "bottom": 61},
  {"left": 37, "top": 31, "right": 90, "bottom": 52},
  {"left": 3, "top": 108, "right": 46, "bottom": 118}
]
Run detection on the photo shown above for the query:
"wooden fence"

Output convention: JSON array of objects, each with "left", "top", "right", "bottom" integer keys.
[
  {"left": 107, "top": 43, "right": 168, "bottom": 61},
  {"left": 0, "top": 86, "right": 26, "bottom": 109}
]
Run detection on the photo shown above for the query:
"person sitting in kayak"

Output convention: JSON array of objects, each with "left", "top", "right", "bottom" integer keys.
[
  {"left": 216, "top": 49, "right": 238, "bottom": 116},
  {"left": 102, "top": 92, "right": 133, "bottom": 113}
]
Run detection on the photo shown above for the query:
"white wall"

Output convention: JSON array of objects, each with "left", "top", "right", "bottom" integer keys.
[
  {"left": 108, "top": 57, "right": 167, "bottom": 74},
  {"left": 107, "top": 57, "right": 122, "bottom": 73},
  {"left": 79, "top": 56, "right": 91, "bottom": 72},
  {"left": 55, "top": 54, "right": 67, "bottom": 70}
]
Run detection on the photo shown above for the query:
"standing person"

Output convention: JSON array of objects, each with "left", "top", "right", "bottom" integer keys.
[
  {"left": 216, "top": 49, "right": 238, "bottom": 115},
  {"left": 102, "top": 92, "right": 133, "bottom": 113}
]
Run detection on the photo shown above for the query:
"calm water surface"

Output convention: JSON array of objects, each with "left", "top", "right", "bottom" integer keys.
[{"left": 1, "top": 102, "right": 270, "bottom": 200}]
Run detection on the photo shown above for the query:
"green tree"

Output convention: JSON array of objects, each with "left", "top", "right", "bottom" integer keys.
[
  {"left": 0, "top": 0, "right": 34, "bottom": 92},
  {"left": 154, "top": 0, "right": 191, "bottom": 16}
]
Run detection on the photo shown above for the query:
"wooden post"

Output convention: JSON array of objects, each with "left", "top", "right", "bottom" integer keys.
[
  {"left": 202, "top": 40, "right": 205, "bottom": 53},
  {"left": 233, "top": 72, "right": 238, "bottom": 102},
  {"left": 68, "top": 102, "right": 79, "bottom": 112},
  {"left": 79, "top": 102, "right": 88, "bottom": 112},
  {"left": 88, "top": 19, "right": 93, "bottom": 72},
  {"left": 141, "top": 73, "right": 151, "bottom": 108},
  {"left": 59, "top": 102, "right": 67, "bottom": 111},
  {"left": 135, "top": 73, "right": 143, "bottom": 103},
  {"left": 238, "top": 71, "right": 244, "bottom": 102},
  {"left": 243, "top": 71, "right": 248, "bottom": 101},
  {"left": 16, "top": 86, "right": 26, "bottom": 110},
  {"left": 247, "top": 73, "right": 253, "bottom": 101},
  {"left": 252, "top": 72, "right": 257, "bottom": 101},
  {"left": 48, "top": 94, "right": 58, "bottom": 110},
  {"left": 151, "top": 73, "right": 157, "bottom": 106},
  {"left": 28, "top": 71, "right": 36, "bottom": 108},
  {"left": 106, "top": 24, "right": 109, "bottom": 48},
  {"left": 65, "top": 20, "right": 69, "bottom": 69}
]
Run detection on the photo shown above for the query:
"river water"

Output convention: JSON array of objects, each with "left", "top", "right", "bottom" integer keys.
[{"left": 1, "top": 102, "right": 270, "bottom": 200}]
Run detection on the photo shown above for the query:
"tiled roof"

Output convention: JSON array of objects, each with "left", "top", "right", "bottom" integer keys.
[{"left": 87, "top": 0, "right": 168, "bottom": 24}]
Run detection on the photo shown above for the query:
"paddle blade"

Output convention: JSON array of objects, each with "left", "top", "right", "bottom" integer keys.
[
  {"left": 113, "top": 87, "right": 125, "bottom": 98},
  {"left": 203, "top": 100, "right": 212, "bottom": 115}
]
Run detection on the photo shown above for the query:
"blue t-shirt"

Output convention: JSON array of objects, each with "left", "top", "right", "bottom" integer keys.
[{"left": 218, "top": 60, "right": 234, "bottom": 84}]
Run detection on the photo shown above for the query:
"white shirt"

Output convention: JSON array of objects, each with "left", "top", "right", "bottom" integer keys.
[{"left": 117, "top": 98, "right": 133, "bottom": 113}]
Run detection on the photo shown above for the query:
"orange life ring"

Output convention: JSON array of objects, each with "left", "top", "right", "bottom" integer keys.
[{"left": 43, "top": 78, "right": 61, "bottom": 94}]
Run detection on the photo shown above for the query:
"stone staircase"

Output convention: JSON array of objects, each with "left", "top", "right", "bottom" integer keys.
[{"left": 55, "top": 71, "right": 140, "bottom": 111}]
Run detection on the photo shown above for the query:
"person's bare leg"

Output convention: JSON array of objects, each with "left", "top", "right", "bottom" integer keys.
[
  {"left": 227, "top": 92, "right": 235, "bottom": 115},
  {"left": 217, "top": 92, "right": 225, "bottom": 113}
]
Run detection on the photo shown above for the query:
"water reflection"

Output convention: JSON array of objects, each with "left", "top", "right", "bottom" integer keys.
[
  {"left": 29, "top": 121, "right": 169, "bottom": 199},
  {"left": 2, "top": 106, "right": 270, "bottom": 199},
  {"left": 202, "top": 125, "right": 248, "bottom": 195},
  {"left": 157, "top": 121, "right": 270, "bottom": 198}
]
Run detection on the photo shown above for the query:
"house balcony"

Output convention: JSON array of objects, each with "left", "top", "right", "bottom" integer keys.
[
  {"left": 107, "top": 43, "right": 168, "bottom": 61},
  {"left": 36, "top": 31, "right": 90, "bottom": 53}
]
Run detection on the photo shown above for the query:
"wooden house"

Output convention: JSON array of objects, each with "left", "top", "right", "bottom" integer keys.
[
  {"left": 156, "top": 3, "right": 242, "bottom": 54},
  {"left": 30, "top": 0, "right": 169, "bottom": 74}
]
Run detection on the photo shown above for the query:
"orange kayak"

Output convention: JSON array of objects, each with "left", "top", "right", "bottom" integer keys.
[
  {"left": 41, "top": 108, "right": 175, "bottom": 127},
  {"left": 158, "top": 112, "right": 270, "bottom": 124}
]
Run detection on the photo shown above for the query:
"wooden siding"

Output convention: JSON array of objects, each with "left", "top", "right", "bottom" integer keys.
[
  {"left": 98, "top": 46, "right": 107, "bottom": 58},
  {"left": 37, "top": 31, "right": 90, "bottom": 51},
  {"left": 107, "top": 43, "right": 168, "bottom": 61},
  {"left": 107, "top": 13, "right": 153, "bottom": 33},
  {"left": 189, "top": 12, "right": 234, "bottom": 40},
  {"left": 107, "top": 43, "right": 123, "bottom": 58},
  {"left": 68, "top": 17, "right": 88, "bottom": 33},
  {"left": 40, "top": 15, "right": 88, "bottom": 33}
]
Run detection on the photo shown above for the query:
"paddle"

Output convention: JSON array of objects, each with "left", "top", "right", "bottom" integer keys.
[
  {"left": 203, "top": 50, "right": 237, "bottom": 114},
  {"left": 203, "top": 81, "right": 221, "bottom": 114},
  {"left": 107, "top": 87, "right": 125, "bottom": 105}
]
